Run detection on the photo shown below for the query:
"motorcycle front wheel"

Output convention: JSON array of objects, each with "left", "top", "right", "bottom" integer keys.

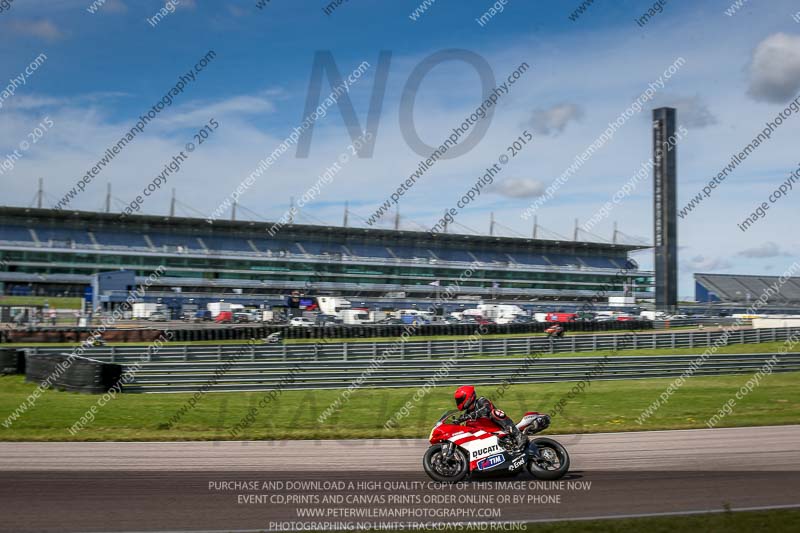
[
  {"left": 423, "top": 444, "right": 469, "bottom": 483},
  {"left": 527, "top": 437, "right": 570, "bottom": 480}
]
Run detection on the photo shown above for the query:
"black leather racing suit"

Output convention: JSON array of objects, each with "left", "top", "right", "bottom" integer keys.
[{"left": 457, "top": 396, "right": 526, "bottom": 450}]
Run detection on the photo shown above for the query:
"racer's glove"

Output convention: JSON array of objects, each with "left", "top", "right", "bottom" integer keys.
[{"left": 456, "top": 413, "right": 474, "bottom": 424}]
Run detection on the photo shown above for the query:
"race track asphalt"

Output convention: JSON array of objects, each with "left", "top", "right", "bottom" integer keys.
[{"left": 0, "top": 425, "right": 798, "bottom": 532}]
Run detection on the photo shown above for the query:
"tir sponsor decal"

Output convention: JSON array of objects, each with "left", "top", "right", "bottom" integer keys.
[
  {"left": 471, "top": 444, "right": 500, "bottom": 458},
  {"left": 477, "top": 454, "right": 505, "bottom": 471}
]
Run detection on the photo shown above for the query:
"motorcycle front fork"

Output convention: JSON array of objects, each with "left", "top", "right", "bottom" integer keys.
[{"left": 441, "top": 441, "right": 455, "bottom": 460}]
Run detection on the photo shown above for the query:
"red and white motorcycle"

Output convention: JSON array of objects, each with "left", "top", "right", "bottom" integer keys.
[{"left": 423, "top": 410, "right": 570, "bottom": 483}]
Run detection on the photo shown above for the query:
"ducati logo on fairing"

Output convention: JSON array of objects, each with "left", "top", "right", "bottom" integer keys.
[
  {"left": 472, "top": 445, "right": 500, "bottom": 458},
  {"left": 477, "top": 454, "right": 505, "bottom": 471}
]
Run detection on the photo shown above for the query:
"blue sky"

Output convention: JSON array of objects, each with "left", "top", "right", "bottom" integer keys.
[{"left": 2, "top": 0, "right": 800, "bottom": 298}]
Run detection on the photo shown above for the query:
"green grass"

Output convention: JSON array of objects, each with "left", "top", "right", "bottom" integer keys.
[
  {"left": 2, "top": 369, "right": 799, "bottom": 442},
  {"left": 0, "top": 296, "right": 82, "bottom": 309},
  {"left": 363, "top": 509, "right": 800, "bottom": 532}
]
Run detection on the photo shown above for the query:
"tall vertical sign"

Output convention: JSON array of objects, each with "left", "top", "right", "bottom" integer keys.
[{"left": 653, "top": 107, "right": 678, "bottom": 311}]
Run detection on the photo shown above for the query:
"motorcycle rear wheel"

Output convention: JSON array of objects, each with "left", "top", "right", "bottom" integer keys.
[
  {"left": 527, "top": 437, "right": 570, "bottom": 480},
  {"left": 423, "top": 444, "right": 469, "bottom": 483}
]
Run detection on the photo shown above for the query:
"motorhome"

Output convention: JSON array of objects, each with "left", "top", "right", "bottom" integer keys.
[
  {"left": 316, "top": 297, "right": 352, "bottom": 316},
  {"left": 341, "top": 308, "right": 372, "bottom": 325},
  {"left": 479, "top": 304, "right": 526, "bottom": 324}
]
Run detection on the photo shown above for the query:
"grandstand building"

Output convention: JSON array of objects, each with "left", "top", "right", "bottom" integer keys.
[
  {"left": 695, "top": 273, "right": 800, "bottom": 306},
  {"left": 0, "top": 206, "right": 653, "bottom": 309}
]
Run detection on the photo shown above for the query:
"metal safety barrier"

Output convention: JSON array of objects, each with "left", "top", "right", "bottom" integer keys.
[{"left": 18, "top": 327, "right": 800, "bottom": 393}]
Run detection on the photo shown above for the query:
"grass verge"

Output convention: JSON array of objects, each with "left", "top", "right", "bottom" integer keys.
[
  {"left": 1, "top": 369, "right": 798, "bottom": 442},
  {"left": 0, "top": 296, "right": 82, "bottom": 309}
]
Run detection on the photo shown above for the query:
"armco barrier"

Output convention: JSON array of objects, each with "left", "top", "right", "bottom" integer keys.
[
  {"left": 116, "top": 352, "right": 800, "bottom": 393},
  {"left": 0, "top": 349, "right": 25, "bottom": 375},
  {"left": 14, "top": 326, "right": 800, "bottom": 393},
  {"left": 20, "top": 326, "right": 796, "bottom": 364},
  {"left": 25, "top": 352, "right": 123, "bottom": 394}
]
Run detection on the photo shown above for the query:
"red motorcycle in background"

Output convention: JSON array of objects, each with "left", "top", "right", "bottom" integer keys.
[
  {"left": 423, "top": 410, "right": 570, "bottom": 483},
  {"left": 545, "top": 324, "right": 565, "bottom": 338}
]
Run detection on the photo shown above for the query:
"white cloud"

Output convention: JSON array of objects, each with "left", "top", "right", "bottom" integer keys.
[
  {"left": 737, "top": 241, "right": 789, "bottom": 258},
  {"left": 747, "top": 33, "right": 800, "bottom": 103},
  {"left": 683, "top": 255, "right": 733, "bottom": 272},
  {"left": 526, "top": 103, "right": 583, "bottom": 136},
  {"left": 9, "top": 20, "right": 63, "bottom": 41},
  {"left": 647, "top": 94, "right": 717, "bottom": 128},
  {"left": 487, "top": 178, "right": 545, "bottom": 198},
  {"left": 104, "top": 0, "right": 127, "bottom": 14}
]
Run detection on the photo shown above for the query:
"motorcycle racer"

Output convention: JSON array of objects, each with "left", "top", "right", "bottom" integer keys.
[{"left": 453, "top": 385, "right": 529, "bottom": 452}]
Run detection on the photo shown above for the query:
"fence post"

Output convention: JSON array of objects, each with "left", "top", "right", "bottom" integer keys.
[
  {"left": 281, "top": 344, "right": 287, "bottom": 362},
  {"left": 632, "top": 334, "right": 637, "bottom": 350},
  {"left": 217, "top": 345, "right": 222, "bottom": 362},
  {"left": 571, "top": 336, "right": 576, "bottom": 352},
  {"left": 671, "top": 332, "right": 676, "bottom": 349},
  {"left": 110, "top": 346, "right": 116, "bottom": 363},
  {"left": 740, "top": 330, "right": 745, "bottom": 344},
  {"left": 707, "top": 331, "right": 711, "bottom": 346},
  {"left": 343, "top": 342, "right": 348, "bottom": 362},
  {"left": 756, "top": 328, "right": 761, "bottom": 343},
  {"left": 427, "top": 341, "right": 432, "bottom": 359},
  {"left": 183, "top": 345, "right": 188, "bottom": 362},
  {"left": 592, "top": 335, "right": 597, "bottom": 351},
  {"left": 503, "top": 338, "right": 508, "bottom": 357},
  {"left": 526, "top": 337, "right": 532, "bottom": 354},
  {"left": 689, "top": 332, "right": 694, "bottom": 349},
  {"left": 373, "top": 343, "right": 378, "bottom": 359}
]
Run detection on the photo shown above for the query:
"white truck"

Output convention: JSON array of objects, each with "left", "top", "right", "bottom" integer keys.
[
  {"left": 341, "top": 308, "right": 372, "bottom": 325},
  {"left": 132, "top": 303, "right": 161, "bottom": 319},
  {"left": 479, "top": 304, "right": 525, "bottom": 324},
  {"left": 207, "top": 302, "right": 231, "bottom": 318},
  {"left": 316, "top": 296, "right": 351, "bottom": 316}
]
